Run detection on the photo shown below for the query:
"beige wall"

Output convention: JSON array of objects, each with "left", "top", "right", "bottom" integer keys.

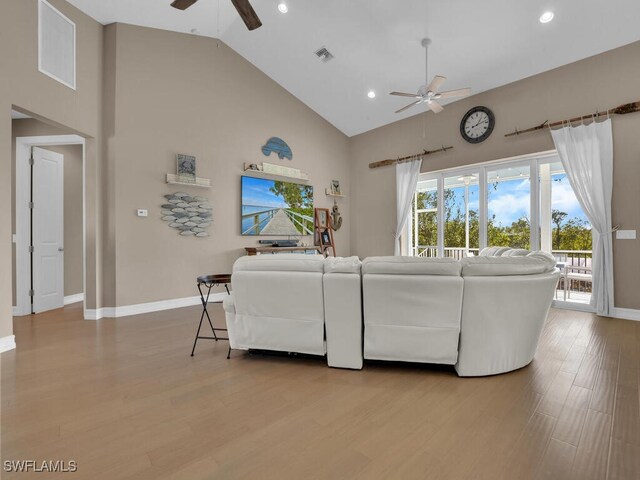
[
  {"left": 349, "top": 40, "right": 640, "bottom": 309},
  {"left": 1, "top": 0, "right": 104, "bottom": 338},
  {"left": 105, "top": 24, "right": 350, "bottom": 306}
]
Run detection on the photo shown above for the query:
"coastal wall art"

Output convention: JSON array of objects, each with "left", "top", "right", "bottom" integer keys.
[
  {"left": 161, "top": 192, "right": 213, "bottom": 237},
  {"left": 261, "top": 137, "right": 293, "bottom": 160}
]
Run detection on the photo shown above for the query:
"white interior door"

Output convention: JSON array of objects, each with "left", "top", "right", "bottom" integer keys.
[{"left": 32, "top": 146, "right": 64, "bottom": 313}]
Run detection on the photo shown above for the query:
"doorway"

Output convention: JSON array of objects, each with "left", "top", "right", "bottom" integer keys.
[{"left": 14, "top": 134, "right": 85, "bottom": 315}]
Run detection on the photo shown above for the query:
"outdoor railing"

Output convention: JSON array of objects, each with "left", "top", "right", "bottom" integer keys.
[
  {"left": 241, "top": 207, "right": 278, "bottom": 235},
  {"left": 415, "top": 246, "right": 480, "bottom": 259}
]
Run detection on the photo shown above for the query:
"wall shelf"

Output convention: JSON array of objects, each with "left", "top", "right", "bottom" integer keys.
[
  {"left": 166, "top": 173, "right": 211, "bottom": 188},
  {"left": 325, "top": 188, "right": 345, "bottom": 197},
  {"left": 243, "top": 163, "right": 309, "bottom": 183}
]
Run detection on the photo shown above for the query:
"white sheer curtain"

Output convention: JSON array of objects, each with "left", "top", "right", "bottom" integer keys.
[
  {"left": 551, "top": 119, "right": 614, "bottom": 316},
  {"left": 395, "top": 158, "right": 422, "bottom": 256}
]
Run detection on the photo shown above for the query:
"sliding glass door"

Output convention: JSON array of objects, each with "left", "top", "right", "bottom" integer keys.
[
  {"left": 487, "top": 164, "right": 532, "bottom": 250},
  {"left": 408, "top": 151, "right": 592, "bottom": 306}
]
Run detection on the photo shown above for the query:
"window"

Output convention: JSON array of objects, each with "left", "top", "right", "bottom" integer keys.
[
  {"left": 408, "top": 152, "right": 592, "bottom": 304},
  {"left": 38, "top": 0, "right": 76, "bottom": 90}
]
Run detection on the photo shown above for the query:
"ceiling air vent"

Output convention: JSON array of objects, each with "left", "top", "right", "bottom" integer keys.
[{"left": 314, "top": 47, "right": 334, "bottom": 63}]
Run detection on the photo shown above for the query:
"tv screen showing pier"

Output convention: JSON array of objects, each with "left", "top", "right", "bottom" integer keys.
[{"left": 241, "top": 176, "right": 314, "bottom": 236}]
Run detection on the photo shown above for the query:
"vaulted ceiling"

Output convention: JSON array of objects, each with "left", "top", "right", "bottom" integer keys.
[{"left": 68, "top": 0, "right": 640, "bottom": 136}]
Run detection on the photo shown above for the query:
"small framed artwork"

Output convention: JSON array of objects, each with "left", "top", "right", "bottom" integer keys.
[
  {"left": 315, "top": 208, "right": 329, "bottom": 228},
  {"left": 330, "top": 180, "right": 341, "bottom": 195},
  {"left": 177, "top": 154, "right": 196, "bottom": 182},
  {"left": 321, "top": 229, "right": 331, "bottom": 245}
]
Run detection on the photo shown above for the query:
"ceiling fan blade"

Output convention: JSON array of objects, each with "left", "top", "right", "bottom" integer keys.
[
  {"left": 395, "top": 101, "right": 421, "bottom": 114},
  {"left": 428, "top": 101, "right": 444, "bottom": 114},
  {"left": 230, "top": 0, "right": 263, "bottom": 30},
  {"left": 426, "top": 75, "right": 446, "bottom": 93},
  {"left": 390, "top": 91, "right": 421, "bottom": 98},
  {"left": 438, "top": 87, "right": 471, "bottom": 99},
  {"left": 170, "top": 0, "right": 199, "bottom": 10}
]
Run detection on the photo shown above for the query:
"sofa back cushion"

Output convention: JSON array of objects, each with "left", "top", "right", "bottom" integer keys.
[
  {"left": 362, "top": 256, "right": 461, "bottom": 276},
  {"left": 325, "top": 256, "right": 361, "bottom": 274},
  {"left": 233, "top": 253, "right": 325, "bottom": 273},
  {"left": 461, "top": 251, "right": 556, "bottom": 276}
]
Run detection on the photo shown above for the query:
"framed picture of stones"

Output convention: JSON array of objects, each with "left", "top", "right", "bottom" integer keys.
[
  {"left": 161, "top": 192, "right": 212, "bottom": 237},
  {"left": 176, "top": 154, "right": 196, "bottom": 183}
]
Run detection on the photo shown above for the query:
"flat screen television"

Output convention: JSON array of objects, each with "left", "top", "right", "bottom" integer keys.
[{"left": 241, "top": 176, "right": 314, "bottom": 236}]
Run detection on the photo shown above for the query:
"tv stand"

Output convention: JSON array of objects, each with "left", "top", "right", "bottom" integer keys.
[{"left": 245, "top": 246, "right": 323, "bottom": 256}]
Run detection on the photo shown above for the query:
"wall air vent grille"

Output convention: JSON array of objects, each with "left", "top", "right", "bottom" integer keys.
[
  {"left": 38, "top": 0, "right": 76, "bottom": 90},
  {"left": 314, "top": 47, "right": 334, "bottom": 63}
]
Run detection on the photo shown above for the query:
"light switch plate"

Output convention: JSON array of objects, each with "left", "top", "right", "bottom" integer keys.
[
  {"left": 616, "top": 229, "right": 636, "bottom": 240},
  {"left": 137, "top": 209, "right": 148, "bottom": 217}
]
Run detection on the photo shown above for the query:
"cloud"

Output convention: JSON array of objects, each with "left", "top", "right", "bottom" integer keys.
[
  {"left": 551, "top": 180, "right": 582, "bottom": 215},
  {"left": 488, "top": 192, "right": 530, "bottom": 224}
]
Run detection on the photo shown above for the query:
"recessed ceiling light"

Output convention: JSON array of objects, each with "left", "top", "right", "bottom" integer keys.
[
  {"left": 278, "top": 2, "right": 288, "bottom": 13},
  {"left": 539, "top": 11, "right": 554, "bottom": 23},
  {"left": 367, "top": 90, "right": 376, "bottom": 99}
]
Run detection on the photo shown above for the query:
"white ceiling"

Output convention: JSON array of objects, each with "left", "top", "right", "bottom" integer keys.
[{"left": 67, "top": 0, "right": 640, "bottom": 137}]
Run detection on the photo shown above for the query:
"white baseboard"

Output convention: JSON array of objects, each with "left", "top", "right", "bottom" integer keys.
[
  {"left": 0, "top": 335, "right": 16, "bottom": 353},
  {"left": 610, "top": 307, "right": 640, "bottom": 321},
  {"left": 84, "top": 293, "right": 226, "bottom": 320},
  {"left": 64, "top": 293, "right": 85, "bottom": 306}
]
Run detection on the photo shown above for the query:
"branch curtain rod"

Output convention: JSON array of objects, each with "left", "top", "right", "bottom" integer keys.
[
  {"left": 505, "top": 100, "right": 640, "bottom": 138},
  {"left": 369, "top": 146, "right": 453, "bottom": 169}
]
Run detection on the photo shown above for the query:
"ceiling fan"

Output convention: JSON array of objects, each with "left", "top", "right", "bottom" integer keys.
[
  {"left": 171, "top": 0, "right": 262, "bottom": 31},
  {"left": 390, "top": 38, "right": 471, "bottom": 114}
]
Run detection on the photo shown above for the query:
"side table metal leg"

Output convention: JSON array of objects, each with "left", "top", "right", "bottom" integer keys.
[
  {"left": 191, "top": 313, "right": 205, "bottom": 357},
  {"left": 227, "top": 346, "right": 231, "bottom": 359}
]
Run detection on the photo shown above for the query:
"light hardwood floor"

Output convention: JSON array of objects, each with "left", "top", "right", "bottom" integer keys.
[{"left": 1, "top": 303, "right": 639, "bottom": 479}]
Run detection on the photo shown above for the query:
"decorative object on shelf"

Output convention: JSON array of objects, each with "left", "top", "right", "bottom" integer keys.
[
  {"left": 261, "top": 137, "right": 293, "bottom": 160},
  {"left": 161, "top": 192, "right": 213, "bottom": 237},
  {"left": 316, "top": 208, "right": 328, "bottom": 228},
  {"left": 504, "top": 100, "right": 640, "bottom": 137},
  {"left": 369, "top": 145, "right": 453, "bottom": 169},
  {"left": 243, "top": 162, "right": 309, "bottom": 181},
  {"left": 314, "top": 208, "right": 336, "bottom": 257},
  {"left": 460, "top": 106, "right": 495, "bottom": 144},
  {"left": 330, "top": 180, "right": 341, "bottom": 195},
  {"left": 331, "top": 202, "right": 342, "bottom": 231},
  {"left": 176, "top": 154, "right": 197, "bottom": 182}
]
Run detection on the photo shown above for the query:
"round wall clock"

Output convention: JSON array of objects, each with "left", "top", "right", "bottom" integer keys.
[{"left": 460, "top": 106, "right": 495, "bottom": 144}]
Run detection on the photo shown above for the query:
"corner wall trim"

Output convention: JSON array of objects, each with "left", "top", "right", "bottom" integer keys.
[
  {"left": 0, "top": 335, "right": 16, "bottom": 353},
  {"left": 64, "top": 293, "right": 85, "bottom": 306},
  {"left": 83, "top": 293, "right": 227, "bottom": 320}
]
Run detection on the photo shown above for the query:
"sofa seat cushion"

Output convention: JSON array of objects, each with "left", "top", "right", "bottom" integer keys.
[
  {"left": 461, "top": 251, "right": 556, "bottom": 276},
  {"left": 233, "top": 254, "right": 325, "bottom": 273},
  {"left": 362, "top": 256, "right": 461, "bottom": 276}
]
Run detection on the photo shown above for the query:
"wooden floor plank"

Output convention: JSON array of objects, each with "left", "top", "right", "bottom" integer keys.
[{"left": 1, "top": 306, "right": 638, "bottom": 479}]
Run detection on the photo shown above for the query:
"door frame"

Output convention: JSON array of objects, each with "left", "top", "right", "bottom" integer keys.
[{"left": 15, "top": 135, "right": 85, "bottom": 316}]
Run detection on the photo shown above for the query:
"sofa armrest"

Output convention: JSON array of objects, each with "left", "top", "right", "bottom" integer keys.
[{"left": 222, "top": 293, "right": 235, "bottom": 314}]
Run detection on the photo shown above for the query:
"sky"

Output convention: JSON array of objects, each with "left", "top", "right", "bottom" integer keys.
[
  {"left": 241, "top": 176, "right": 287, "bottom": 208},
  {"left": 446, "top": 174, "right": 589, "bottom": 226}
]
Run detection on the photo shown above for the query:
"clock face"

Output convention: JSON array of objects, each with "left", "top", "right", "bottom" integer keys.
[{"left": 460, "top": 106, "right": 495, "bottom": 144}]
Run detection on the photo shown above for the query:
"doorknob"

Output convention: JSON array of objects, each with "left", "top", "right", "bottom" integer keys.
[{"left": 58, "top": 247, "right": 64, "bottom": 252}]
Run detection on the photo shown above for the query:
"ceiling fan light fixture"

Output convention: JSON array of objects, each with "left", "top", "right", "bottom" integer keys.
[
  {"left": 539, "top": 11, "right": 554, "bottom": 23},
  {"left": 367, "top": 90, "right": 376, "bottom": 99},
  {"left": 278, "top": 2, "right": 288, "bottom": 13}
]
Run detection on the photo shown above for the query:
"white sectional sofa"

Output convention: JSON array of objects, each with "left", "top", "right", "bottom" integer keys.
[
  {"left": 223, "top": 254, "right": 363, "bottom": 369},
  {"left": 223, "top": 249, "right": 559, "bottom": 376}
]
